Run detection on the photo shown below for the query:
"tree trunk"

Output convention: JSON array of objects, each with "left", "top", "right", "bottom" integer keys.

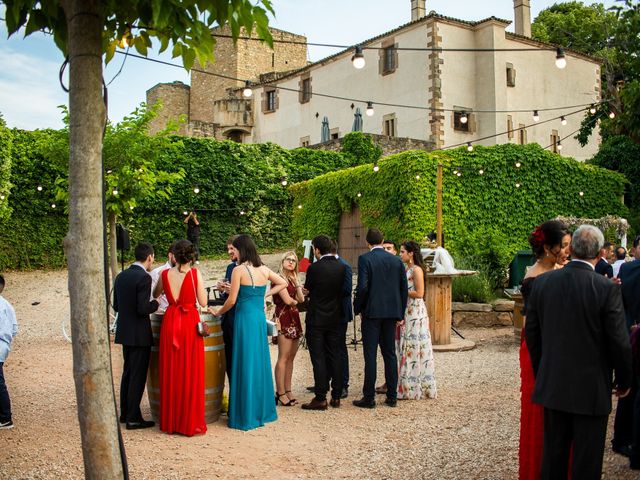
[
  {"left": 61, "top": 1, "right": 124, "bottom": 478},
  {"left": 109, "top": 213, "right": 118, "bottom": 280}
]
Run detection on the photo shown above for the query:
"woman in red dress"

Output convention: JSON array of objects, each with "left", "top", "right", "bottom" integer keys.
[
  {"left": 519, "top": 220, "right": 570, "bottom": 479},
  {"left": 272, "top": 251, "right": 305, "bottom": 407},
  {"left": 153, "top": 239, "right": 208, "bottom": 436}
]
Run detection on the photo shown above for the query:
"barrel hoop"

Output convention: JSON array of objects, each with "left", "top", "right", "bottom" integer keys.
[{"left": 204, "top": 345, "right": 225, "bottom": 352}]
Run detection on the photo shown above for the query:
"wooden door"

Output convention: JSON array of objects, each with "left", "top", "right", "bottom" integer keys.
[{"left": 338, "top": 207, "right": 368, "bottom": 272}]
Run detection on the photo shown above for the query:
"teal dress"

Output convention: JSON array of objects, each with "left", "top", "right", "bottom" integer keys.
[{"left": 228, "top": 273, "right": 277, "bottom": 431}]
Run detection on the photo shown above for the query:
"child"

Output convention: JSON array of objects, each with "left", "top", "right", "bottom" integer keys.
[{"left": 0, "top": 274, "right": 18, "bottom": 429}]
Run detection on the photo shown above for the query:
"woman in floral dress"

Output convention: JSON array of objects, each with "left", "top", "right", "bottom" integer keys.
[{"left": 396, "top": 241, "right": 437, "bottom": 399}]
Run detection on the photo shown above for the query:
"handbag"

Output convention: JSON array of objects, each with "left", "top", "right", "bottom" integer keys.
[
  {"left": 266, "top": 319, "right": 277, "bottom": 337},
  {"left": 189, "top": 269, "right": 210, "bottom": 337}
]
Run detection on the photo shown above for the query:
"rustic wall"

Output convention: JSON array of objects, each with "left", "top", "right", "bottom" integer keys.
[
  {"left": 308, "top": 133, "right": 435, "bottom": 157},
  {"left": 146, "top": 81, "right": 190, "bottom": 135}
]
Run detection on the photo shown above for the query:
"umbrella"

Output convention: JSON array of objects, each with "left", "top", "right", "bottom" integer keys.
[
  {"left": 352, "top": 107, "right": 363, "bottom": 132},
  {"left": 321, "top": 116, "right": 330, "bottom": 142}
]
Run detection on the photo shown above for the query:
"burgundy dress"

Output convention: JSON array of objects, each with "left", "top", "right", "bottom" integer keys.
[
  {"left": 272, "top": 279, "right": 303, "bottom": 339},
  {"left": 159, "top": 268, "right": 206, "bottom": 436}
]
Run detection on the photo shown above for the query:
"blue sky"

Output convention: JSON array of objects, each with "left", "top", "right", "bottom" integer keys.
[{"left": 0, "top": 1, "right": 618, "bottom": 130}]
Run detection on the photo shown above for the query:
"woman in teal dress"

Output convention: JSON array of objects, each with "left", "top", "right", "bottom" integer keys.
[{"left": 211, "top": 234, "right": 287, "bottom": 431}]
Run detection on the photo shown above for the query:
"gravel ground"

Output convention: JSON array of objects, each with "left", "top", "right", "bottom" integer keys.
[{"left": 0, "top": 255, "right": 636, "bottom": 479}]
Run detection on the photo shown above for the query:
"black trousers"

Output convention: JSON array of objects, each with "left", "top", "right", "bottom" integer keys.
[
  {"left": 613, "top": 377, "right": 636, "bottom": 448},
  {"left": 120, "top": 345, "right": 151, "bottom": 423},
  {"left": 187, "top": 234, "right": 200, "bottom": 261},
  {"left": 630, "top": 376, "right": 640, "bottom": 467},
  {"left": 542, "top": 407, "right": 608, "bottom": 480},
  {"left": 0, "top": 362, "right": 11, "bottom": 423},
  {"left": 306, "top": 323, "right": 343, "bottom": 401},
  {"left": 221, "top": 316, "right": 234, "bottom": 382},
  {"left": 339, "top": 322, "right": 349, "bottom": 388},
  {"left": 361, "top": 317, "right": 398, "bottom": 401}
]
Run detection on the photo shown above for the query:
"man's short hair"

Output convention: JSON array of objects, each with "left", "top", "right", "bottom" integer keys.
[
  {"left": 330, "top": 239, "right": 338, "bottom": 254},
  {"left": 382, "top": 239, "right": 395, "bottom": 247},
  {"left": 366, "top": 228, "right": 384, "bottom": 246},
  {"left": 312, "top": 235, "right": 333, "bottom": 256},
  {"left": 167, "top": 241, "right": 177, "bottom": 255},
  {"left": 571, "top": 225, "right": 604, "bottom": 260},
  {"left": 616, "top": 246, "right": 627, "bottom": 260},
  {"left": 134, "top": 242, "right": 155, "bottom": 262},
  {"left": 603, "top": 242, "right": 613, "bottom": 249},
  {"left": 0, "top": 274, "right": 4, "bottom": 294}
]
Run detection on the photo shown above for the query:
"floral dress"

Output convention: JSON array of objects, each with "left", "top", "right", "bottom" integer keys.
[{"left": 396, "top": 266, "right": 437, "bottom": 399}]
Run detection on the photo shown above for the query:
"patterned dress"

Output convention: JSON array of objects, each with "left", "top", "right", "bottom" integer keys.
[{"left": 396, "top": 266, "right": 437, "bottom": 399}]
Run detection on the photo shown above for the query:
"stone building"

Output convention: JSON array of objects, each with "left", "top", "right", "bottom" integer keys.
[{"left": 147, "top": 0, "right": 602, "bottom": 161}]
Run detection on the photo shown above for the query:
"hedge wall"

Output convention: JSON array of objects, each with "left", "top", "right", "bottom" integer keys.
[{"left": 290, "top": 144, "right": 628, "bottom": 263}]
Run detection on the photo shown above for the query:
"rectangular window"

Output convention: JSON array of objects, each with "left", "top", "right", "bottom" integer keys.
[
  {"left": 383, "top": 114, "right": 397, "bottom": 137},
  {"left": 507, "top": 115, "right": 514, "bottom": 140},
  {"left": 384, "top": 46, "right": 396, "bottom": 72},
  {"left": 453, "top": 110, "right": 470, "bottom": 132},
  {"left": 330, "top": 127, "right": 340, "bottom": 140},
  {"left": 300, "top": 77, "right": 312, "bottom": 103},
  {"left": 518, "top": 124, "right": 527, "bottom": 145},
  {"left": 266, "top": 90, "right": 276, "bottom": 111},
  {"left": 300, "top": 136, "right": 310, "bottom": 147},
  {"left": 551, "top": 130, "right": 560, "bottom": 153},
  {"left": 506, "top": 63, "right": 516, "bottom": 87},
  {"left": 379, "top": 38, "right": 398, "bottom": 76}
]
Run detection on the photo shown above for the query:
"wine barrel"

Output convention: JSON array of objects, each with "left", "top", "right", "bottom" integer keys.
[{"left": 147, "top": 312, "right": 226, "bottom": 424}]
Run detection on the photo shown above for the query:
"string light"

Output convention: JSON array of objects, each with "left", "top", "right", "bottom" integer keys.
[
  {"left": 466, "top": 142, "right": 473, "bottom": 152},
  {"left": 515, "top": 161, "right": 521, "bottom": 168},
  {"left": 555, "top": 48, "right": 567, "bottom": 69},
  {"left": 239, "top": 210, "right": 245, "bottom": 215},
  {"left": 533, "top": 110, "right": 540, "bottom": 122},
  {"left": 351, "top": 45, "right": 365, "bottom": 69},
  {"left": 183, "top": 211, "right": 188, "bottom": 215},
  {"left": 106, "top": 169, "right": 113, "bottom": 174},
  {"left": 560, "top": 116, "right": 567, "bottom": 125},
  {"left": 129, "top": 205, "right": 134, "bottom": 210},
  {"left": 193, "top": 186, "right": 200, "bottom": 194},
  {"left": 515, "top": 183, "right": 521, "bottom": 188},
  {"left": 51, "top": 203, "right": 56, "bottom": 208},
  {"left": 357, "top": 192, "right": 362, "bottom": 197},
  {"left": 460, "top": 112, "right": 468, "bottom": 124},
  {"left": 589, "top": 104, "right": 597, "bottom": 114},
  {"left": 415, "top": 174, "right": 420, "bottom": 180},
  {"left": 373, "top": 162, "right": 379, "bottom": 172},
  {"left": 112, "top": 188, "right": 118, "bottom": 196},
  {"left": 366, "top": 101, "right": 374, "bottom": 117},
  {"left": 579, "top": 191, "right": 584, "bottom": 197},
  {"left": 609, "top": 111, "right": 616, "bottom": 119},
  {"left": 453, "top": 169, "right": 458, "bottom": 175},
  {"left": 242, "top": 80, "right": 253, "bottom": 98},
  {"left": 557, "top": 140, "right": 563, "bottom": 151},
  {"left": 0, "top": 194, "right": 4, "bottom": 200},
  {"left": 478, "top": 169, "right": 484, "bottom": 175},
  {"left": 37, "top": 185, "right": 43, "bottom": 192},
  {"left": 297, "top": 204, "right": 302, "bottom": 209},
  {"left": 456, "top": 172, "right": 462, "bottom": 177},
  {"left": 281, "top": 178, "right": 288, "bottom": 186}
]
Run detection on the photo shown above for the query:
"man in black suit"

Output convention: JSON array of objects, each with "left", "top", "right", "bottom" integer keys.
[
  {"left": 525, "top": 225, "right": 632, "bottom": 479},
  {"left": 330, "top": 240, "right": 353, "bottom": 399},
  {"left": 113, "top": 242, "right": 159, "bottom": 429},
  {"left": 595, "top": 241, "right": 614, "bottom": 278},
  {"left": 301, "top": 235, "right": 346, "bottom": 410},
  {"left": 353, "top": 228, "right": 408, "bottom": 409},
  {"left": 614, "top": 235, "right": 640, "bottom": 465}
]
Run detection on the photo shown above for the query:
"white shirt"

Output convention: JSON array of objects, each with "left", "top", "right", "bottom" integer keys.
[
  {"left": 0, "top": 295, "right": 18, "bottom": 363},
  {"left": 613, "top": 259, "right": 626, "bottom": 278},
  {"left": 150, "top": 261, "right": 173, "bottom": 312}
]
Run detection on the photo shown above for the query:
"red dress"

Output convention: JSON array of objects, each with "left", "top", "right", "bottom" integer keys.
[
  {"left": 159, "top": 268, "right": 206, "bottom": 436},
  {"left": 272, "top": 279, "right": 303, "bottom": 340}
]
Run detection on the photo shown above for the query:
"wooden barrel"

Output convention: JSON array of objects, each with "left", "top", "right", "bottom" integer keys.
[{"left": 147, "top": 312, "right": 226, "bottom": 424}]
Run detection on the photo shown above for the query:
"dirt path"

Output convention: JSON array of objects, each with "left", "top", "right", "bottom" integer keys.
[{"left": 0, "top": 257, "right": 635, "bottom": 479}]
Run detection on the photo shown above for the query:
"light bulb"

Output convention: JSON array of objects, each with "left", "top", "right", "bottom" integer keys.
[
  {"left": 467, "top": 142, "right": 473, "bottom": 152},
  {"left": 240, "top": 210, "right": 245, "bottom": 215},
  {"left": 555, "top": 48, "right": 567, "bottom": 69},
  {"left": 373, "top": 164, "right": 379, "bottom": 172},
  {"left": 51, "top": 203, "right": 56, "bottom": 208},
  {"left": 357, "top": 192, "right": 362, "bottom": 198},
  {"left": 579, "top": 191, "right": 584, "bottom": 197},
  {"left": 366, "top": 101, "right": 374, "bottom": 117},
  {"left": 0, "top": 195, "right": 4, "bottom": 200},
  {"left": 106, "top": 169, "right": 113, "bottom": 174},
  {"left": 533, "top": 110, "right": 540, "bottom": 122},
  {"left": 460, "top": 112, "right": 468, "bottom": 124},
  {"left": 561, "top": 116, "right": 567, "bottom": 126},
  {"left": 515, "top": 161, "right": 521, "bottom": 168},
  {"left": 479, "top": 169, "right": 484, "bottom": 175},
  {"left": 37, "top": 185, "right": 43, "bottom": 192},
  {"left": 609, "top": 111, "right": 616, "bottom": 119},
  {"left": 516, "top": 183, "right": 521, "bottom": 188},
  {"left": 112, "top": 189, "right": 118, "bottom": 196},
  {"left": 589, "top": 104, "right": 596, "bottom": 114},
  {"left": 193, "top": 187, "right": 200, "bottom": 194},
  {"left": 281, "top": 179, "right": 288, "bottom": 186},
  {"left": 453, "top": 170, "right": 458, "bottom": 175},
  {"left": 457, "top": 172, "right": 462, "bottom": 177},
  {"left": 183, "top": 211, "right": 188, "bottom": 215},
  {"left": 352, "top": 46, "right": 365, "bottom": 69},
  {"left": 416, "top": 174, "right": 420, "bottom": 180},
  {"left": 297, "top": 204, "right": 302, "bottom": 209},
  {"left": 557, "top": 141, "right": 563, "bottom": 151},
  {"left": 129, "top": 205, "right": 134, "bottom": 210},
  {"left": 242, "top": 81, "right": 252, "bottom": 98}
]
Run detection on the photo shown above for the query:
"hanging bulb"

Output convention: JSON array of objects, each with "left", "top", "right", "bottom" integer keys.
[
  {"left": 373, "top": 163, "right": 379, "bottom": 172},
  {"left": 51, "top": 203, "right": 56, "bottom": 209},
  {"left": 366, "top": 101, "right": 374, "bottom": 117},
  {"left": 281, "top": 178, "right": 288, "bottom": 186},
  {"left": 112, "top": 188, "right": 118, "bottom": 196},
  {"left": 0, "top": 195, "right": 4, "bottom": 200},
  {"left": 533, "top": 110, "right": 540, "bottom": 122},
  {"left": 129, "top": 205, "right": 134, "bottom": 210},
  {"left": 555, "top": 48, "right": 567, "bottom": 69},
  {"left": 460, "top": 112, "right": 468, "bottom": 124},
  {"left": 515, "top": 183, "right": 521, "bottom": 188},
  {"left": 193, "top": 186, "right": 200, "bottom": 194},
  {"left": 479, "top": 169, "right": 484, "bottom": 175},
  {"left": 297, "top": 204, "right": 302, "bottom": 209},
  {"left": 183, "top": 211, "right": 188, "bottom": 216},
  {"left": 589, "top": 104, "right": 596, "bottom": 114},
  {"left": 415, "top": 174, "right": 420, "bottom": 180},
  {"left": 579, "top": 191, "right": 584, "bottom": 197},
  {"left": 352, "top": 45, "right": 366, "bottom": 69},
  {"left": 560, "top": 116, "right": 567, "bottom": 126},
  {"left": 609, "top": 111, "right": 616, "bottom": 119},
  {"left": 37, "top": 185, "right": 43, "bottom": 192},
  {"left": 357, "top": 192, "right": 362, "bottom": 198},
  {"left": 557, "top": 141, "right": 563, "bottom": 151},
  {"left": 467, "top": 142, "right": 473, "bottom": 152},
  {"left": 515, "top": 161, "right": 521, "bottom": 168},
  {"left": 240, "top": 210, "right": 245, "bottom": 215},
  {"left": 453, "top": 169, "right": 458, "bottom": 175},
  {"left": 457, "top": 172, "right": 462, "bottom": 177},
  {"left": 106, "top": 169, "right": 113, "bottom": 174},
  {"left": 242, "top": 80, "right": 253, "bottom": 98}
]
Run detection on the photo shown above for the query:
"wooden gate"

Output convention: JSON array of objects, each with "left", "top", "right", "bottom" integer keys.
[{"left": 338, "top": 207, "right": 368, "bottom": 272}]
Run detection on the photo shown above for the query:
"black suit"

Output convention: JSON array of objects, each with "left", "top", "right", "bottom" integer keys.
[
  {"left": 615, "top": 260, "right": 640, "bottom": 461},
  {"left": 337, "top": 256, "right": 353, "bottom": 388},
  {"left": 525, "top": 261, "right": 632, "bottom": 479},
  {"left": 304, "top": 255, "right": 346, "bottom": 401},
  {"left": 113, "top": 264, "right": 159, "bottom": 423},
  {"left": 595, "top": 258, "right": 613, "bottom": 278},
  {"left": 354, "top": 247, "right": 408, "bottom": 401}
]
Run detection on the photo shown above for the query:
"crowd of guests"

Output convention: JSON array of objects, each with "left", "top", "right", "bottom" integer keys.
[
  {"left": 518, "top": 220, "right": 638, "bottom": 479},
  {"left": 112, "top": 228, "right": 437, "bottom": 435}
]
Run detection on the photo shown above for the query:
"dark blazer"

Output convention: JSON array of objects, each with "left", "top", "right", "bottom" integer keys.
[
  {"left": 353, "top": 247, "right": 408, "bottom": 320},
  {"left": 113, "top": 264, "right": 159, "bottom": 346},
  {"left": 337, "top": 256, "right": 354, "bottom": 323},
  {"left": 595, "top": 258, "right": 613, "bottom": 278},
  {"left": 525, "top": 261, "right": 632, "bottom": 416},
  {"left": 304, "top": 256, "right": 346, "bottom": 327},
  {"left": 221, "top": 262, "right": 237, "bottom": 326},
  {"left": 618, "top": 259, "right": 640, "bottom": 331}
]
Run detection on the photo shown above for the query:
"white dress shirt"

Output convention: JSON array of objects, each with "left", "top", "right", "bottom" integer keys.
[
  {"left": 0, "top": 295, "right": 18, "bottom": 363},
  {"left": 613, "top": 259, "right": 626, "bottom": 278},
  {"left": 150, "top": 261, "right": 173, "bottom": 312}
]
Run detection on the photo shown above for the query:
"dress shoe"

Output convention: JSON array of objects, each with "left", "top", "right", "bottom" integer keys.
[
  {"left": 352, "top": 398, "right": 376, "bottom": 409},
  {"left": 340, "top": 387, "right": 348, "bottom": 399},
  {"left": 613, "top": 443, "right": 633, "bottom": 458},
  {"left": 329, "top": 398, "right": 340, "bottom": 408},
  {"left": 375, "top": 385, "right": 387, "bottom": 395},
  {"left": 384, "top": 397, "right": 397, "bottom": 407},
  {"left": 301, "top": 397, "right": 328, "bottom": 411},
  {"left": 126, "top": 419, "right": 155, "bottom": 430}
]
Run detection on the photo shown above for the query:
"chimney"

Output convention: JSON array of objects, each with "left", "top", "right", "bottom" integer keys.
[
  {"left": 514, "top": 0, "right": 531, "bottom": 37},
  {"left": 411, "top": 0, "right": 426, "bottom": 21}
]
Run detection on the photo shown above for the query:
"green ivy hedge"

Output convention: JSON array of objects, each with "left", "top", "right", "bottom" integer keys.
[{"left": 291, "top": 144, "right": 627, "bottom": 274}]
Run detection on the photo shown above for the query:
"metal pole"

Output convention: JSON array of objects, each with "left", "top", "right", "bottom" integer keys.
[{"left": 436, "top": 163, "right": 443, "bottom": 247}]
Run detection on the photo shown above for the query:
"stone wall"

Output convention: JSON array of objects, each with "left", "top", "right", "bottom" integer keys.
[
  {"left": 452, "top": 300, "right": 515, "bottom": 328},
  {"left": 308, "top": 134, "right": 436, "bottom": 158},
  {"left": 146, "top": 81, "right": 190, "bottom": 136}
]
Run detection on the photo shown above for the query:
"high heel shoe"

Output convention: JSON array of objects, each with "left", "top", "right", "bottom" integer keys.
[
  {"left": 285, "top": 390, "right": 298, "bottom": 405},
  {"left": 275, "top": 393, "right": 293, "bottom": 406}
]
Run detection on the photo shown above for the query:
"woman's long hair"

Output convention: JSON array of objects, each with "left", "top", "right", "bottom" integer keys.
[
  {"left": 278, "top": 251, "right": 299, "bottom": 285},
  {"left": 172, "top": 239, "right": 195, "bottom": 266},
  {"left": 402, "top": 240, "right": 427, "bottom": 282},
  {"left": 232, "top": 234, "right": 263, "bottom": 267}
]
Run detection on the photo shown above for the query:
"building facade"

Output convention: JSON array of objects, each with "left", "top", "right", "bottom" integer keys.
[{"left": 147, "top": 1, "right": 601, "bottom": 161}]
